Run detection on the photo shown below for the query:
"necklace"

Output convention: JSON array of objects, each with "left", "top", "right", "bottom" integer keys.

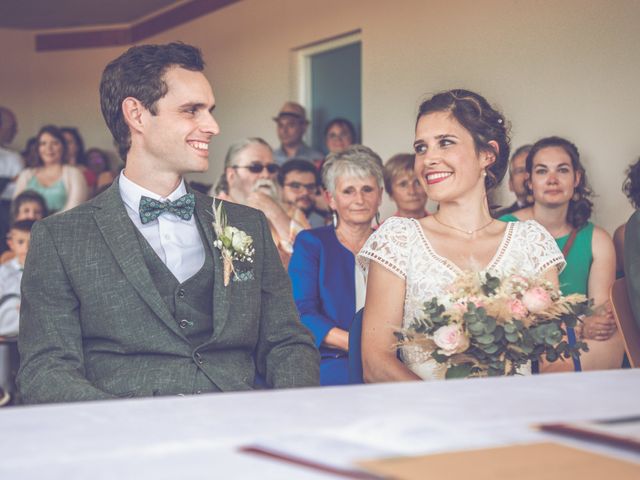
[{"left": 433, "top": 215, "right": 494, "bottom": 235}]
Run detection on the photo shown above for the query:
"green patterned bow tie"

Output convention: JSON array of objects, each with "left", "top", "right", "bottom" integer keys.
[{"left": 139, "top": 193, "right": 195, "bottom": 224}]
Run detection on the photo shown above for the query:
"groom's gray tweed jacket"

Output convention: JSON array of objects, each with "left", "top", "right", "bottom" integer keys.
[{"left": 17, "top": 180, "right": 319, "bottom": 403}]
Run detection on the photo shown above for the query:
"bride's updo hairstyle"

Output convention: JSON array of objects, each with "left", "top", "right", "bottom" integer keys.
[
  {"left": 416, "top": 89, "right": 510, "bottom": 191},
  {"left": 525, "top": 136, "right": 593, "bottom": 230}
]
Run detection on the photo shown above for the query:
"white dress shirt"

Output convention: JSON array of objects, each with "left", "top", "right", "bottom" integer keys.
[
  {"left": 0, "top": 257, "right": 22, "bottom": 337},
  {"left": 119, "top": 171, "right": 205, "bottom": 283}
]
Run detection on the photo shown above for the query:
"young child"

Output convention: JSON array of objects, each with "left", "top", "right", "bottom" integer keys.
[
  {"left": 0, "top": 219, "right": 34, "bottom": 337},
  {"left": 10, "top": 190, "right": 48, "bottom": 223},
  {"left": 0, "top": 191, "right": 47, "bottom": 264}
]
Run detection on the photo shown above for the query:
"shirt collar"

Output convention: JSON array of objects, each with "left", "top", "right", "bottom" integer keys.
[{"left": 119, "top": 171, "right": 188, "bottom": 214}]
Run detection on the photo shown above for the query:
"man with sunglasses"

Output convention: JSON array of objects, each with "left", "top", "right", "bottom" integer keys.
[
  {"left": 218, "top": 138, "right": 308, "bottom": 267},
  {"left": 278, "top": 159, "right": 328, "bottom": 228}
]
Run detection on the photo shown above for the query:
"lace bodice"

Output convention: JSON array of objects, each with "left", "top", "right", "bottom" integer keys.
[{"left": 358, "top": 217, "right": 565, "bottom": 380}]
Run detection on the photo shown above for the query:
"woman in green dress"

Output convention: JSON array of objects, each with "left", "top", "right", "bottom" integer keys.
[{"left": 501, "top": 136, "right": 624, "bottom": 372}]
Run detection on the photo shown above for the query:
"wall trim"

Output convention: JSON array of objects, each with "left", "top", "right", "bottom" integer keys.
[{"left": 35, "top": 0, "right": 241, "bottom": 52}]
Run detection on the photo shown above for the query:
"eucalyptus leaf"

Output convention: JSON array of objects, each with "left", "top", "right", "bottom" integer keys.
[
  {"left": 445, "top": 364, "right": 474, "bottom": 379},
  {"left": 476, "top": 334, "right": 494, "bottom": 345}
]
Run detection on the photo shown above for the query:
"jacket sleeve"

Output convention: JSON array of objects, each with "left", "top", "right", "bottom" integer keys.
[
  {"left": 625, "top": 210, "right": 640, "bottom": 330},
  {"left": 17, "top": 220, "right": 116, "bottom": 403},
  {"left": 253, "top": 212, "right": 320, "bottom": 388},
  {"left": 288, "top": 231, "right": 337, "bottom": 347}
]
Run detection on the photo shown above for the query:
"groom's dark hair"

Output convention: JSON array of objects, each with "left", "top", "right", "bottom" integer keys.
[{"left": 100, "top": 42, "right": 205, "bottom": 161}]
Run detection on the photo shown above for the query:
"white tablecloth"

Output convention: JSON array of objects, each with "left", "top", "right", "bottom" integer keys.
[{"left": 1, "top": 370, "right": 639, "bottom": 479}]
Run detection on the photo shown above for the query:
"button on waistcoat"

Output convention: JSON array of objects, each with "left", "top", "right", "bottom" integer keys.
[{"left": 134, "top": 223, "right": 214, "bottom": 345}]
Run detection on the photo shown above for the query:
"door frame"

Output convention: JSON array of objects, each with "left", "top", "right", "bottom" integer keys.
[{"left": 292, "top": 30, "right": 361, "bottom": 143}]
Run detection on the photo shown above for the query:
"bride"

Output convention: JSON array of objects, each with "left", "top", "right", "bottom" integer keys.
[{"left": 358, "top": 90, "right": 566, "bottom": 382}]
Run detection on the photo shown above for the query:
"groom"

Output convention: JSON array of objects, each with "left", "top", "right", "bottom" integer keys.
[{"left": 17, "top": 43, "right": 319, "bottom": 403}]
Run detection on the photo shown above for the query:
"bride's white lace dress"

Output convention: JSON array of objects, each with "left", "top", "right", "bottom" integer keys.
[{"left": 358, "top": 217, "right": 565, "bottom": 380}]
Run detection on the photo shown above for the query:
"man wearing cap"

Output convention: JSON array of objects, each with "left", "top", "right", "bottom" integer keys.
[{"left": 273, "top": 101, "right": 323, "bottom": 165}]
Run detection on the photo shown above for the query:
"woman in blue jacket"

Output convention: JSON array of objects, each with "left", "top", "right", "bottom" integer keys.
[{"left": 289, "top": 145, "right": 384, "bottom": 385}]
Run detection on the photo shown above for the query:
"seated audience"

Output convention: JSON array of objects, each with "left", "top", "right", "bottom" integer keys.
[
  {"left": 272, "top": 102, "right": 323, "bottom": 165},
  {"left": 493, "top": 144, "right": 532, "bottom": 217},
  {"left": 278, "top": 158, "right": 328, "bottom": 228},
  {"left": 212, "top": 138, "right": 306, "bottom": 267},
  {"left": 324, "top": 118, "right": 357, "bottom": 155},
  {"left": 85, "top": 147, "right": 116, "bottom": 194},
  {"left": 624, "top": 205, "right": 640, "bottom": 330},
  {"left": 383, "top": 153, "right": 428, "bottom": 219},
  {"left": 501, "top": 136, "right": 624, "bottom": 371},
  {"left": 0, "top": 107, "right": 24, "bottom": 256},
  {"left": 13, "top": 125, "right": 88, "bottom": 213},
  {"left": 0, "top": 191, "right": 47, "bottom": 263},
  {"left": 614, "top": 158, "right": 640, "bottom": 278},
  {"left": 0, "top": 220, "right": 34, "bottom": 337},
  {"left": 61, "top": 127, "right": 96, "bottom": 192},
  {"left": 289, "top": 145, "right": 384, "bottom": 385}
]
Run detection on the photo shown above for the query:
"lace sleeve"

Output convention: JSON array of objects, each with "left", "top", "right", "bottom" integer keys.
[
  {"left": 357, "top": 217, "right": 411, "bottom": 279},
  {"left": 522, "top": 220, "right": 566, "bottom": 274}
]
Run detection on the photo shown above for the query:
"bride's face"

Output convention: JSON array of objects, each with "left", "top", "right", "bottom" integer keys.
[{"left": 413, "top": 111, "right": 494, "bottom": 203}]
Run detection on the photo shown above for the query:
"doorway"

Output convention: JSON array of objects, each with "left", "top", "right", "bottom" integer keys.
[{"left": 296, "top": 31, "right": 361, "bottom": 154}]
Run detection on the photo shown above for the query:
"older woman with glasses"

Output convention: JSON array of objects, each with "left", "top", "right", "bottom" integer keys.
[
  {"left": 211, "top": 137, "right": 307, "bottom": 267},
  {"left": 288, "top": 145, "right": 383, "bottom": 385}
]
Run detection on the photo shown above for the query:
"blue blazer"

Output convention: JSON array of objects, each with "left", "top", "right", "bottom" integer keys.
[{"left": 288, "top": 226, "right": 355, "bottom": 385}]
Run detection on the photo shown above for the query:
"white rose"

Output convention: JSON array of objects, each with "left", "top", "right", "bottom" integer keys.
[
  {"left": 232, "top": 230, "right": 249, "bottom": 251},
  {"left": 433, "top": 325, "right": 470, "bottom": 356}
]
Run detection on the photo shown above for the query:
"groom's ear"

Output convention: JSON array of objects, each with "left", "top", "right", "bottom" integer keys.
[{"left": 122, "top": 97, "right": 145, "bottom": 134}]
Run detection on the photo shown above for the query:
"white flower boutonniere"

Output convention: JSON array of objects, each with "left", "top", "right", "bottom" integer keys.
[{"left": 212, "top": 200, "right": 255, "bottom": 286}]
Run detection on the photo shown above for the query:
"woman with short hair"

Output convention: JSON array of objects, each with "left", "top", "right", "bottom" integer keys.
[
  {"left": 288, "top": 145, "right": 383, "bottom": 385},
  {"left": 383, "top": 153, "right": 428, "bottom": 219}
]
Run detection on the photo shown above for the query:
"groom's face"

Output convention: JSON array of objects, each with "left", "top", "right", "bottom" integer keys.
[{"left": 142, "top": 67, "right": 219, "bottom": 175}]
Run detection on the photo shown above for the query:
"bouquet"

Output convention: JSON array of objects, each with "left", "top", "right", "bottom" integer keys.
[{"left": 396, "top": 272, "right": 590, "bottom": 378}]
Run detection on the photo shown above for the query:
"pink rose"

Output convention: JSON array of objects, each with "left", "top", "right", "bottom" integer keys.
[
  {"left": 433, "top": 325, "right": 470, "bottom": 355},
  {"left": 522, "top": 287, "right": 552, "bottom": 313},
  {"left": 507, "top": 299, "right": 528, "bottom": 319}
]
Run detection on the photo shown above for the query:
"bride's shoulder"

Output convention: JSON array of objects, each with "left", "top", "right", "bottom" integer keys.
[{"left": 375, "top": 216, "right": 419, "bottom": 237}]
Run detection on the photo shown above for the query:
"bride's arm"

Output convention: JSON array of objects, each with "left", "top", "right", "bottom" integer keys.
[{"left": 361, "top": 261, "right": 421, "bottom": 383}]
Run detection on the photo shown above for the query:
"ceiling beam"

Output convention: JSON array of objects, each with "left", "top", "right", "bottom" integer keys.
[{"left": 36, "top": 0, "right": 240, "bottom": 52}]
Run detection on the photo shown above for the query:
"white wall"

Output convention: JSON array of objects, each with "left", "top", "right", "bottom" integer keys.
[{"left": 1, "top": 0, "right": 639, "bottom": 232}]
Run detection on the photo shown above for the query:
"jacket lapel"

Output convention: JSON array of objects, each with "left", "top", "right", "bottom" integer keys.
[
  {"left": 93, "top": 180, "right": 186, "bottom": 340},
  {"left": 192, "top": 191, "right": 230, "bottom": 342}
]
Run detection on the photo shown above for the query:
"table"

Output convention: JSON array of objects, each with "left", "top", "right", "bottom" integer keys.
[{"left": 1, "top": 370, "right": 639, "bottom": 479}]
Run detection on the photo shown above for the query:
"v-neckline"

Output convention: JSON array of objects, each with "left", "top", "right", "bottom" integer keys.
[{"left": 410, "top": 218, "right": 514, "bottom": 274}]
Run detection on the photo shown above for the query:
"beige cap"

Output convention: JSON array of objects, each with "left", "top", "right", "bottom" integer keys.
[{"left": 273, "top": 101, "right": 307, "bottom": 122}]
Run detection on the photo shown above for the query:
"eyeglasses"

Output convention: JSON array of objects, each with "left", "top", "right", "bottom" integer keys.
[
  {"left": 284, "top": 182, "right": 318, "bottom": 193},
  {"left": 232, "top": 163, "right": 279, "bottom": 174},
  {"left": 327, "top": 132, "right": 352, "bottom": 141}
]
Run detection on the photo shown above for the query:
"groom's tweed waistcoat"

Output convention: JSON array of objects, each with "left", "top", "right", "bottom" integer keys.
[{"left": 134, "top": 223, "right": 214, "bottom": 347}]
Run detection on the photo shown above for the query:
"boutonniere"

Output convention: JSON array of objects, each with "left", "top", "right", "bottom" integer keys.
[{"left": 212, "top": 200, "right": 255, "bottom": 286}]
